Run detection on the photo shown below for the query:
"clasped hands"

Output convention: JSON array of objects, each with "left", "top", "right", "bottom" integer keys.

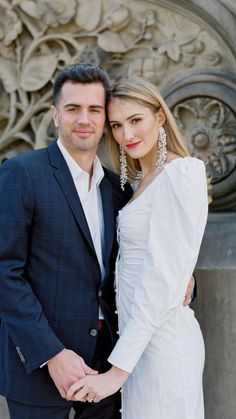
[
  {"left": 67, "top": 366, "right": 129, "bottom": 403},
  {"left": 47, "top": 348, "right": 128, "bottom": 403}
]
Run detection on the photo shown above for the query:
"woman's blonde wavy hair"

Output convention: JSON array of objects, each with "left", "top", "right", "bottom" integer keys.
[{"left": 106, "top": 77, "right": 190, "bottom": 183}]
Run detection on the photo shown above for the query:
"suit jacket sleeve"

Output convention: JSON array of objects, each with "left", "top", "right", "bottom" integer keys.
[{"left": 0, "top": 159, "right": 65, "bottom": 374}]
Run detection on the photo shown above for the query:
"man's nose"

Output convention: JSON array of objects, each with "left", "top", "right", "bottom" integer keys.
[{"left": 77, "top": 109, "right": 90, "bottom": 124}]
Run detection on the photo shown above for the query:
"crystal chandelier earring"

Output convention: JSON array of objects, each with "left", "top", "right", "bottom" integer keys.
[
  {"left": 119, "top": 145, "right": 128, "bottom": 191},
  {"left": 156, "top": 126, "right": 167, "bottom": 168}
]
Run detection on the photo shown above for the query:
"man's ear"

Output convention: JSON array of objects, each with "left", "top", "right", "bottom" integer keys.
[{"left": 51, "top": 105, "right": 59, "bottom": 128}]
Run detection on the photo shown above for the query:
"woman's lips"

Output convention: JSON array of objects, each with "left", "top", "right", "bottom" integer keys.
[{"left": 126, "top": 141, "right": 141, "bottom": 149}]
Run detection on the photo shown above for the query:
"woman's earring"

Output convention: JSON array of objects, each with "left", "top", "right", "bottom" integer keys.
[
  {"left": 156, "top": 126, "right": 167, "bottom": 168},
  {"left": 119, "top": 145, "right": 128, "bottom": 191}
]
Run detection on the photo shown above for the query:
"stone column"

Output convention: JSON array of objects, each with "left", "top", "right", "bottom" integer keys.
[{"left": 193, "top": 212, "right": 236, "bottom": 419}]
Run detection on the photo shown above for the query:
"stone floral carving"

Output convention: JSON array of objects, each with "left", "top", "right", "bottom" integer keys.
[
  {"left": 0, "top": 0, "right": 233, "bottom": 199},
  {"left": 18, "top": 0, "right": 77, "bottom": 27},
  {"left": 102, "top": 4, "right": 131, "bottom": 32},
  {"left": 173, "top": 98, "right": 236, "bottom": 183},
  {"left": 76, "top": 0, "right": 102, "bottom": 31},
  {"left": 0, "top": 7, "right": 22, "bottom": 45}
]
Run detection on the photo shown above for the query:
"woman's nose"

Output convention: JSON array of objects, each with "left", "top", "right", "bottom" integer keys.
[{"left": 123, "top": 124, "right": 134, "bottom": 141}]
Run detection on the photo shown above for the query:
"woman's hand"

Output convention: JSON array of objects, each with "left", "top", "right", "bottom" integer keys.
[
  {"left": 183, "top": 275, "right": 195, "bottom": 306},
  {"left": 67, "top": 366, "right": 129, "bottom": 403}
]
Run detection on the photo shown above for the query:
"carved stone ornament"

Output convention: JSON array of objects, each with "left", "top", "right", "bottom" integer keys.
[
  {"left": 162, "top": 68, "right": 236, "bottom": 211},
  {"left": 173, "top": 98, "right": 236, "bottom": 184},
  {"left": 0, "top": 0, "right": 235, "bottom": 209}
]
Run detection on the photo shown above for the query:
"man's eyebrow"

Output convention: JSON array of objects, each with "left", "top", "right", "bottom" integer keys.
[
  {"left": 64, "top": 103, "right": 105, "bottom": 109},
  {"left": 109, "top": 113, "right": 144, "bottom": 123},
  {"left": 90, "top": 105, "right": 105, "bottom": 109}
]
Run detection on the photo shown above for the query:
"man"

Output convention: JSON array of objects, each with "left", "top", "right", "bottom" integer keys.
[
  {"left": 0, "top": 63, "right": 194, "bottom": 418},
  {"left": 0, "top": 63, "right": 132, "bottom": 419}
]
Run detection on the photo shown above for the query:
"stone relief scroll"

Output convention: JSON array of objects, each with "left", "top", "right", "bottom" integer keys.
[{"left": 0, "top": 0, "right": 235, "bottom": 209}]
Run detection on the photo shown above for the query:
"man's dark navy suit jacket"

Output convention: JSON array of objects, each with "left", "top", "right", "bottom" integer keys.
[{"left": 0, "top": 141, "right": 132, "bottom": 406}]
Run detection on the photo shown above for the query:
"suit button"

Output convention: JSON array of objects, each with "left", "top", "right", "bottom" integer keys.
[
  {"left": 98, "top": 290, "right": 103, "bottom": 298},
  {"left": 90, "top": 328, "right": 98, "bottom": 337}
]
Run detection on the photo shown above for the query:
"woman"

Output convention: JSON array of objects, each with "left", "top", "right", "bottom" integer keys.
[{"left": 67, "top": 77, "right": 208, "bottom": 418}]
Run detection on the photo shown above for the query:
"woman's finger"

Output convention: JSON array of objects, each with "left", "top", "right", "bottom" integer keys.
[
  {"left": 73, "top": 385, "right": 89, "bottom": 402},
  {"left": 67, "top": 379, "right": 86, "bottom": 399},
  {"left": 93, "top": 394, "right": 102, "bottom": 403},
  {"left": 86, "top": 392, "right": 96, "bottom": 403}
]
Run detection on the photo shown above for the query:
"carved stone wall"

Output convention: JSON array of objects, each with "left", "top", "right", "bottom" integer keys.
[{"left": 0, "top": 0, "right": 236, "bottom": 210}]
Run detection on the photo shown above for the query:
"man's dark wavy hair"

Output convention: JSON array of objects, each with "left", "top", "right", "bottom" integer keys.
[{"left": 53, "top": 63, "right": 111, "bottom": 106}]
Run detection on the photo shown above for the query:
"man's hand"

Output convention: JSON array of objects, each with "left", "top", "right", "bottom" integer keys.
[
  {"left": 183, "top": 275, "right": 195, "bottom": 306},
  {"left": 47, "top": 349, "right": 98, "bottom": 399}
]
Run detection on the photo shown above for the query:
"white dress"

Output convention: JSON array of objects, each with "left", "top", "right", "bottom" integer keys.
[{"left": 108, "top": 157, "right": 208, "bottom": 419}]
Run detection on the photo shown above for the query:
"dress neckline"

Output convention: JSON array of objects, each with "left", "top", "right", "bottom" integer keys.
[{"left": 126, "top": 157, "right": 185, "bottom": 208}]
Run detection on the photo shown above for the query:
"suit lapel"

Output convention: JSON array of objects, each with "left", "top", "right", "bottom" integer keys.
[
  {"left": 47, "top": 141, "right": 96, "bottom": 256},
  {"left": 100, "top": 173, "right": 115, "bottom": 267}
]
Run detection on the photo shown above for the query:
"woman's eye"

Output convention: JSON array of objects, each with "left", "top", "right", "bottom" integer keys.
[
  {"left": 111, "top": 124, "right": 120, "bottom": 129},
  {"left": 131, "top": 118, "right": 141, "bottom": 124}
]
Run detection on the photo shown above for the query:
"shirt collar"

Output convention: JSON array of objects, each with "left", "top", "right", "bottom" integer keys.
[
  {"left": 57, "top": 139, "right": 104, "bottom": 189},
  {"left": 92, "top": 155, "right": 104, "bottom": 189}
]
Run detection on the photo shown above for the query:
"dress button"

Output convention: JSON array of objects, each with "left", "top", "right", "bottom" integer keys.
[
  {"left": 98, "top": 290, "right": 103, "bottom": 298},
  {"left": 115, "top": 310, "right": 118, "bottom": 314},
  {"left": 90, "top": 328, "right": 98, "bottom": 337},
  {"left": 116, "top": 330, "right": 119, "bottom": 335}
]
